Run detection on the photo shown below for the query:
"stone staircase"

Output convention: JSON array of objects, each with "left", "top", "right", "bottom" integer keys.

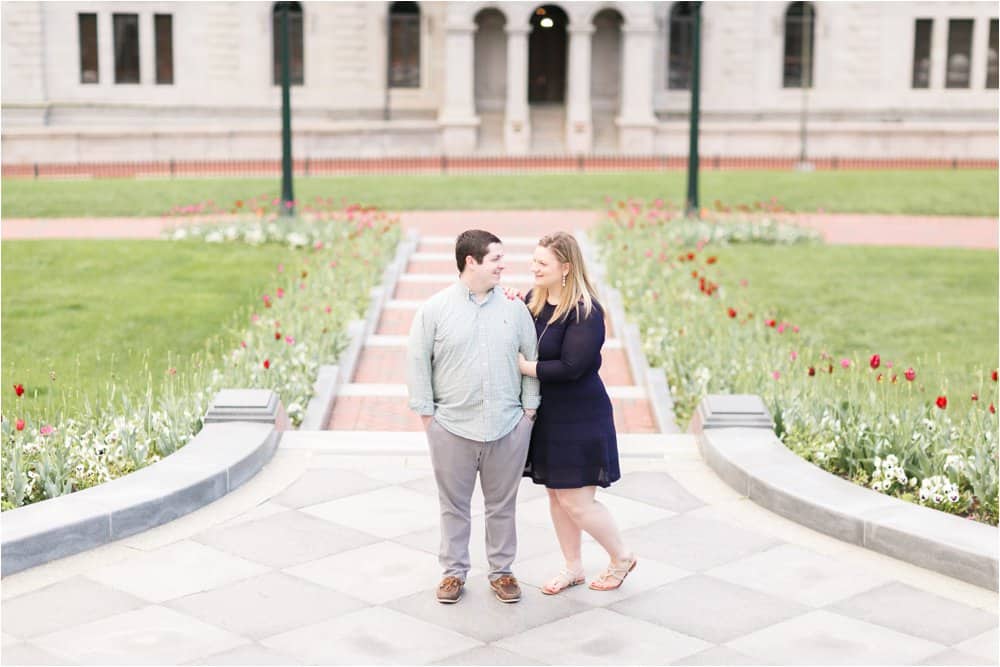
[{"left": 324, "top": 235, "right": 661, "bottom": 437}]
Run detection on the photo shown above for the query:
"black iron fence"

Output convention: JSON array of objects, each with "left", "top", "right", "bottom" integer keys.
[{"left": 2, "top": 155, "right": 995, "bottom": 179}]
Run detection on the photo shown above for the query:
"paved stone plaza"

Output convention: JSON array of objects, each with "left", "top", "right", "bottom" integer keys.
[
  {"left": 1, "top": 221, "right": 997, "bottom": 665},
  {"left": 3, "top": 435, "right": 997, "bottom": 665}
]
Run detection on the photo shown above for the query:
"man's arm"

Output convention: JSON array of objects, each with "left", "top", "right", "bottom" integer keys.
[
  {"left": 407, "top": 305, "right": 436, "bottom": 426},
  {"left": 516, "top": 304, "right": 541, "bottom": 413}
]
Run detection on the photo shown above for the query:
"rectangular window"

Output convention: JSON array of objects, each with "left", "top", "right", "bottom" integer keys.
[
  {"left": 987, "top": 19, "right": 998, "bottom": 89},
  {"left": 271, "top": 9, "right": 304, "bottom": 85},
  {"left": 78, "top": 13, "right": 99, "bottom": 84},
  {"left": 389, "top": 14, "right": 420, "bottom": 87},
  {"left": 911, "top": 19, "right": 932, "bottom": 88},
  {"left": 113, "top": 13, "right": 140, "bottom": 84},
  {"left": 668, "top": 14, "right": 694, "bottom": 90},
  {"left": 945, "top": 18, "right": 973, "bottom": 88},
  {"left": 782, "top": 7, "right": 815, "bottom": 88},
  {"left": 154, "top": 14, "right": 173, "bottom": 84}
]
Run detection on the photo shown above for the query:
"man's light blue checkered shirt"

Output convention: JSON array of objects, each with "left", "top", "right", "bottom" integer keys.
[{"left": 407, "top": 282, "right": 541, "bottom": 442}]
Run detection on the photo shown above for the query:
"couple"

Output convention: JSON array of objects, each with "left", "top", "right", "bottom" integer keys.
[{"left": 407, "top": 229, "right": 637, "bottom": 604}]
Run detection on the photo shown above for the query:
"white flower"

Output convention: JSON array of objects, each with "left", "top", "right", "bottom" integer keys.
[
  {"left": 205, "top": 231, "right": 224, "bottom": 243},
  {"left": 171, "top": 228, "right": 188, "bottom": 240}
]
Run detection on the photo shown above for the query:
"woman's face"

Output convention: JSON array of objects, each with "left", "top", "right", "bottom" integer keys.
[{"left": 531, "top": 245, "right": 567, "bottom": 290}]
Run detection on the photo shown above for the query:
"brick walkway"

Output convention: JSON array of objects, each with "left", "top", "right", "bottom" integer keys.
[
  {"left": 2, "top": 210, "right": 997, "bottom": 249},
  {"left": 326, "top": 236, "right": 659, "bottom": 434}
]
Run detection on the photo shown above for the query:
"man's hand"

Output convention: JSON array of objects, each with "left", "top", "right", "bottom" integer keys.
[
  {"left": 421, "top": 415, "right": 433, "bottom": 429},
  {"left": 524, "top": 409, "right": 537, "bottom": 421}
]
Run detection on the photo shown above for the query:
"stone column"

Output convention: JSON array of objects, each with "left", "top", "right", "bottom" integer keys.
[
  {"left": 504, "top": 24, "right": 531, "bottom": 154},
  {"left": 439, "top": 19, "right": 479, "bottom": 155},
  {"left": 929, "top": 17, "right": 948, "bottom": 89},
  {"left": 565, "top": 24, "right": 594, "bottom": 155},
  {"left": 617, "top": 22, "right": 658, "bottom": 154},
  {"left": 970, "top": 17, "right": 991, "bottom": 91}
]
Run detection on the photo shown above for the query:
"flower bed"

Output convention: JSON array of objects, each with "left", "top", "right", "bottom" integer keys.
[
  {"left": 2, "top": 201, "right": 400, "bottom": 510},
  {"left": 596, "top": 199, "right": 998, "bottom": 524}
]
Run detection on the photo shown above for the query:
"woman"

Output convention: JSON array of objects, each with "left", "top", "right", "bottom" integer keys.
[{"left": 517, "top": 231, "right": 637, "bottom": 594}]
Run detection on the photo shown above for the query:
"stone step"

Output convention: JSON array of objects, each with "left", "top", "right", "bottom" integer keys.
[
  {"left": 338, "top": 382, "right": 644, "bottom": 399},
  {"left": 353, "top": 345, "right": 634, "bottom": 385},
  {"left": 283, "top": 430, "right": 696, "bottom": 458},
  {"left": 374, "top": 305, "right": 618, "bottom": 338},
  {"left": 363, "top": 333, "right": 623, "bottom": 349},
  {"left": 327, "top": 394, "right": 658, "bottom": 433},
  {"left": 411, "top": 252, "right": 535, "bottom": 262},
  {"left": 408, "top": 259, "right": 535, "bottom": 275},
  {"left": 420, "top": 235, "right": 540, "bottom": 248},
  {"left": 394, "top": 279, "right": 527, "bottom": 300}
]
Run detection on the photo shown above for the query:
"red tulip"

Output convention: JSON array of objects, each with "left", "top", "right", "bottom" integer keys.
[
  {"left": 275, "top": 332, "right": 282, "bottom": 340},
  {"left": 263, "top": 359, "right": 270, "bottom": 369},
  {"left": 971, "top": 393, "right": 979, "bottom": 401},
  {"left": 993, "top": 370, "right": 998, "bottom": 382},
  {"left": 935, "top": 396, "right": 947, "bottom": 409},
  {"left": 686, "top": 252, "right": 695, "bottom": 261},
  {"left": 12, "top": 384, "right": 24, "bottom": 398},
  {"left": 706, "top": 256, "right": 717, "bottom": 264},
  {"left": 727, "top": 308, "right": 737, "bottom": 318},
  {"left": 869, "top": 354, "right": 880, "bottom": 369},
  {"left": 765, "top": 319, "right": 776, "bottom": 328},
  {"left": 990, "top": 403, "right": 996, "bottom": 414},
  {"left": 15, "top": 419, "right": 25, "bottom": 431},
  {"left": 904, "top": 368, "right": 916, "bottom": 382},
  {"left": 808, "top": 366, "right": 816, "bottom": 376}
]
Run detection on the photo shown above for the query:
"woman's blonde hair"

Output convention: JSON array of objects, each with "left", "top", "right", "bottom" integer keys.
[{"left": 528, "top": 231, "right": 601, "bottom": 324}]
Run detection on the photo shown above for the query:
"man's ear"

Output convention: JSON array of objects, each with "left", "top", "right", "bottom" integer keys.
[{"left": 465, "top": 254, "right": 479, "bottom": 267}]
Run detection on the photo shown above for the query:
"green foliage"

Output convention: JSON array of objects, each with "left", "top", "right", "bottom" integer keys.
[
  {"left": 2, "top": 210, "right": 401, "bottom": 509},
  {"left": 3, "top": 169, "right": 997, "bottom": 217},
  {"left": 596, "top": 200, "right": 999, "bottom": 524}
]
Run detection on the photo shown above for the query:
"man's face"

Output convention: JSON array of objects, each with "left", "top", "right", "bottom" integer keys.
[{"left": 465, "top": 242, "right": 505, "bottom": 290}]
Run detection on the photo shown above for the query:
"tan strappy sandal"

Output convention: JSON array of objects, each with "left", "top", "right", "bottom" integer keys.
[
  {"left": 541, "top": 568, "right": 586, "bottom": 595},
  {"left": 589, "top": 557, "right": 637, "bottom": 591}
]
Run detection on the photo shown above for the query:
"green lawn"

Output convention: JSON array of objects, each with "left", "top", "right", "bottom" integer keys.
[
  {"left": 2, "top": 240, "right": 298, "bottom": 420},
  {"left": 3, "top": 169, "right": 997, "bottom": 217},
  {"left": 710, "top": 244, "right": 999, "bottom": 394}
]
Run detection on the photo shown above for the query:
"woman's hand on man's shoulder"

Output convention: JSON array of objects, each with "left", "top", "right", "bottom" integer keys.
[{"left": 502, "top": 286, "right": 526, "bottom": 302}]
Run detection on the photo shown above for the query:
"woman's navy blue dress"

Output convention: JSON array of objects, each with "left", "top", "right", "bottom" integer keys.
[{"left": 523, "top": 294, "right": 621, "bottom": 489}]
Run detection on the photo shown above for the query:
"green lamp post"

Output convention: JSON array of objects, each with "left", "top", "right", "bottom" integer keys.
[
  {"left": 685, "top": 2, "right": 702, "bottom": 218},
  {"left": 279, "top": 3, "right": 295, "bottom": 217}
]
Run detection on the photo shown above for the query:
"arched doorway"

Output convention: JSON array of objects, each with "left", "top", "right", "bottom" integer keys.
[
  {"left": 474, "top": 8, "right": 507, "bottom": 151},
  {"left": 528, "top": 5, "right": 568, "bottom": 103},
  {"left": 591, "top": 8, "right": 623, "bottom": 152}
]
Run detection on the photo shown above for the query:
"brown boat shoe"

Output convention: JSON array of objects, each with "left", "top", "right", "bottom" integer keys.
[
  {"left": 489, "top": 574, "right": 522, "bottom": 603},
  {"left": 436, "top": 576, "right": 464, "bottom": 604}
]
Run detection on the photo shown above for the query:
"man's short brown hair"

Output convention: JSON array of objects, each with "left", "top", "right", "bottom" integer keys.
[{"left": 455, "top": 229, "right": 502, "bottom": 273}]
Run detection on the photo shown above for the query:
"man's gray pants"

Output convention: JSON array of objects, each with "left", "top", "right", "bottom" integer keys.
[{"left": 425, "top": 415, "right": 533, "bottom": 583}]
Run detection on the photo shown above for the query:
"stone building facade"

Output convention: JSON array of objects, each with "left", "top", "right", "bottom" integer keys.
[{"left": 1, "top": 1, "right": 997, "bottom": 164}]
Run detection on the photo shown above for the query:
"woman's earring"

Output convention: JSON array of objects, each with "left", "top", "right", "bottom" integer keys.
[{"left": 561, "top": 274, "right": 567, "bottom": 288}]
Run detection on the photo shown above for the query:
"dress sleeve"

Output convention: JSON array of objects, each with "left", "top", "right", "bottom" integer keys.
[{"left": 535, "top": 303, "right": 605, "bottom": 383}]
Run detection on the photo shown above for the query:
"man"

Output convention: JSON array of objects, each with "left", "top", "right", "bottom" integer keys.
[{"left": 407, "top": 229, "right": 540, "bottom": 604}]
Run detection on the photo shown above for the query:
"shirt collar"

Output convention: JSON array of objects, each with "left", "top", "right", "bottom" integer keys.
[{"left": 456, "top": 281, "right": 496, "bottom": 305}]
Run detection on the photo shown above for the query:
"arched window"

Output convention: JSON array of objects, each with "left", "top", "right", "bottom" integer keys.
[
  {"left": 667, "top": 2, "right": 695, "bottom": 90},
  {"left": 389, "top": 2, "right": 420, "bottom": 88},
  {"left": 783, "top": 2, "right": 815, "bottom": 88},
  {"left": 272, "top": 2, "right": 304, "bottom": 86}
]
